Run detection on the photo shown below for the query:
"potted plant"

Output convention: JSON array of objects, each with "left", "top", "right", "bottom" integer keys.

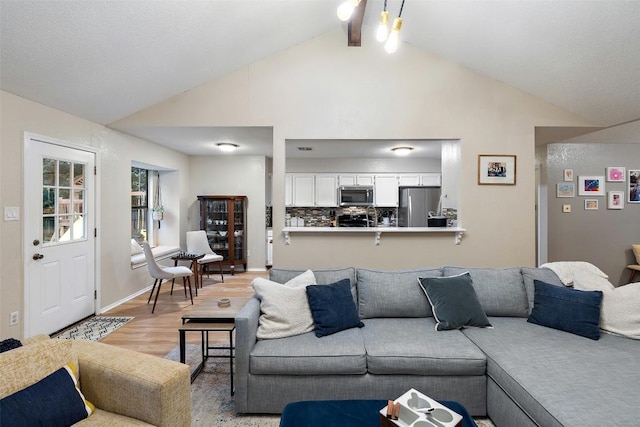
[{"left": 152, "top": 205, "right": 165, "bottom": 221}]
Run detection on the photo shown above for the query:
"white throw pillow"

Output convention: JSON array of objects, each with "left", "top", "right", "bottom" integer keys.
[
  {"left": 252, "top": 270, "right": 316, "bottom": 339},
  {"left": 130, "top": 239, "right": 143, "bottom": 255}
]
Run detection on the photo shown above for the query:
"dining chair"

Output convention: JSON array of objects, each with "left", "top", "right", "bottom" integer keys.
[
  {"left": 186, "top": 230, "right": 224, "bottom": 286},
  {"left": 142, "top": 241, "right": 194, "bottom": 313},
  {"left": 627, "top": 244, "right": 640, "bottom": 284}
]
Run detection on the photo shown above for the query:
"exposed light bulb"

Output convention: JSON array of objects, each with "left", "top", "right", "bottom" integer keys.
[
  {"left": 384, "top": 17, "right": 403, "bottom": 54},
  {"left": 376, "top": 10, "right": 390, "bottom": 42},
  {"left": 337, "top": 0, "right": 360, "bottom": 22}
]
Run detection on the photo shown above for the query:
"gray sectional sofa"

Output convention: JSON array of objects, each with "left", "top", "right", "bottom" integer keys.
[{"left": 235, "top": 266, "right": 640, "bottom": 426}]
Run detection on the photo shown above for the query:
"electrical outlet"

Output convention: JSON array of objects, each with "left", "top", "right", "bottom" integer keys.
[
  {"left": 247, "top": 250, "right": 251, "bottom": 257},
  {"left": 10, "top": 311, "right": 19, "bottom": 325}
]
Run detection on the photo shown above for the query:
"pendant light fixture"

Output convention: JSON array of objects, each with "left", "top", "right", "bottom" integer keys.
[
  {"left": 385, "top": 0, "right": 405, "bottom": 54},
  {"left": 376, "top": 0, "right": 390, "bottom": 42},
  {"left": 337, "top": 0, "right": 362, "bottom": 22}
]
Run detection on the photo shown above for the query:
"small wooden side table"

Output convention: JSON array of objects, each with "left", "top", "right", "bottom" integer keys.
[
  {"left": 179, "top": 297, "right": 250, "bottom": 392},
  {"left": 171, "top": 252, "right": 204, "bottom": 296}
]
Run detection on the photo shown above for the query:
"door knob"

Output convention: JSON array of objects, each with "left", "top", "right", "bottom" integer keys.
[
  {"left": 32, "top": 253, "right": 44, "bottom": 260},
  {"left": 33, "top": 239, "right": 40, "bottom": 246}
]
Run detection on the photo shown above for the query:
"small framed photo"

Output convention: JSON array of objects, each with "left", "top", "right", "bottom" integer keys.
[
  {"left": 578, "top": 176, "right": 605, "bottom": 196},
  {"left": 563, "top": 169, "right": 574, "bottom": 181},
  {"left": 556, "top": 183, "right": 575, "bottom": 198},
  {"left": 584, "top": 199, "right": 599, "bottom": 210},
  {"left": 608, "top": 191, "right": 624, "bottom": 209},
  {"left": 478, "top": 155, "right": 516, "bottom": 185},
  {"left": 629, "top": 169, "right": 640, "bottom": 203},
  {"left": 606, "top": 167, "right": 625, "bottom": 182}
]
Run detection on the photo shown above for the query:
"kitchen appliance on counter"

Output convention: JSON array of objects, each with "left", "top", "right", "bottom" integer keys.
[
  {"left": 338, "top": 186, "right": 374, "bottom": 206},
  {"left": 337, "top": 214, "right": 375, "bottom": 227},
  {"left": 398, "top": 186, "right": 442, "bottom": 227}
]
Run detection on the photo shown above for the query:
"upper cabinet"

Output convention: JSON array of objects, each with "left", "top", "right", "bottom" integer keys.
[
  {"left": 291, "top": 173, "right": 315, "bottom": 207},
  {"left": 374, "top": 174, "right": 399, "bottom": 207},
  {"left": 399, "top": 173, "right": 441, "bottom": 187},
  {"left": 419, "top": 173, "right": 442, "bottom": 186},
  {"left": 315, "top": 174, "right": 338, "bottom": 207},
  {"left": 338, "top": 174, "right": 374, "bottom": 186}
]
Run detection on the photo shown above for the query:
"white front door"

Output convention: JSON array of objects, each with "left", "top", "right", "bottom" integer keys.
[{"left": 24, "top": 134, "right": 96, "bottom": 337}]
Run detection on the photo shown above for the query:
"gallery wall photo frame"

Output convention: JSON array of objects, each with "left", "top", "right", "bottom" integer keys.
[
  {"left": 629, "top": 169, "right": 640, "bottom": 203},
  {"left": 608, "top": 191, "right": 624, "bottom": 209},
  {"left": 606, "top": 167, "right": 625, "bottom": 182},
  {"left": 556, "top": 183, "right": 575, "bottom": 198},
  {"left": 584, "top": 199, "right": 599, "bottom": 210},
  {"left": 478, "top": 155, "right": 516, "bottom": 185},
  {"left": 563, "top": 169, "right": 574, "bottom": 181},
  {"left": 578, "top": 176, "right": 605, "bottom": 196}
]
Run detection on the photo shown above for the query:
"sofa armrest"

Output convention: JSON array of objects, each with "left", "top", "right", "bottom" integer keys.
[
  {"left": 71, "top": 340, "right": 191, "bottom": 427},
  {"left": 234, "top": 296, "right": 260, "bottom": 413}
]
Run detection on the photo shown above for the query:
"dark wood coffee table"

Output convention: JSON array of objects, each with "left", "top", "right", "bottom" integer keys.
[{"left": 179, "top": 297, "right": 250, "bottom": 390}]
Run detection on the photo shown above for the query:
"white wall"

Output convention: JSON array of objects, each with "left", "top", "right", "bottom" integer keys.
[
  {"left": 113, "top": 29, "right": 595, "bottom": 270},
  {"left": 0, "top": 91, "right": 190, "bottom": 339}
]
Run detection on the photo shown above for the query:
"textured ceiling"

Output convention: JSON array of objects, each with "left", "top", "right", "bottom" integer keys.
[{"left": 1, "top": 0, "right": 639, "bottom": 155}]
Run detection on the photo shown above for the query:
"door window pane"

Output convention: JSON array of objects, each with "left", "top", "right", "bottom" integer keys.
[
  {"left": 42, "top": 217, "right": 55, "bottom": 244},
  {"left": 73, "top": 190, "right": 84, "bottom": 214},
  {"left": 43, "top": 158, "right": 56, "bottom": 186},
  {"left": 43, "top": 188, "right": 56, "bottom": 215},
  {"left": 73, "top": 163, "right": 84, "bottom": 187},
  {"left": 59, "top": 161, "right": 71, "bottom": 187}
]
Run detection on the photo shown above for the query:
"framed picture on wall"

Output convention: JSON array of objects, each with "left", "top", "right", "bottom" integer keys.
[
  {"left": 606, "top": 167, "right": 625, "bottom": 182},
  {"left": 557, "top": 183, "right": 575, "bottom": 198},
  {"left": 629, "top": 169, "right": 640, "bottom": 203},
  {"left": 563, "top": 169, "right": 574, "bottom": 181},
  {"left": 608, "top": 191, "right": 624, "bottom": 209},
  {"left": 578, "top": 176, "right": 605, "bottom": 196},
  {"left": 584, "top": 199, "right": 599, "bottom": 210},
  {"left": 478, "top": 155, "right": 516, "bottom": 185}
]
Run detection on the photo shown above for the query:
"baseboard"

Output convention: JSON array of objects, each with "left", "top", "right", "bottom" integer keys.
[
  {"left": 247, "top": 267, "right": 268, "bottom": 272},
  {"left": 98, "top": 284, "right": 153, "bottom": 314}
]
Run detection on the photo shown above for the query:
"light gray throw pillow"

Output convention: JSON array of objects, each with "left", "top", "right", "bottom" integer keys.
[{"left": 252, "top": 270, "right": 316, "bottom": 339}]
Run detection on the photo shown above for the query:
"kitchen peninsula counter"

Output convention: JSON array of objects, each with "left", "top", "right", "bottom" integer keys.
[{"left": 282, "top": 226, "right": 466, "bottom": 245}]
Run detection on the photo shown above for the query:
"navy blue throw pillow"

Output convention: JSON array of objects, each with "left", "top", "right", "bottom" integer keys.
[
  {"left": 527, "top": 280, "right": 603, "bottom": 340},
  {"left": 306, "top": 279, "right": 364, "bottom": 337}
]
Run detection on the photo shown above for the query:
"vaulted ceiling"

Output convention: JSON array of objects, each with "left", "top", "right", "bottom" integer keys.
[{"left": 2, "top": 0, "right": 639, "bottom": 154}]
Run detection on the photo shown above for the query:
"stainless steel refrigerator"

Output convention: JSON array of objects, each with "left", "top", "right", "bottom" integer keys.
[{"left": 398, "top": 186, "right": 441, "bottom": 227}]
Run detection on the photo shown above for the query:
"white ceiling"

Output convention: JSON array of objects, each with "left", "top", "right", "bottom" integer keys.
[{"left": 2, "top": 0, "right": 639, "bottom": 157}]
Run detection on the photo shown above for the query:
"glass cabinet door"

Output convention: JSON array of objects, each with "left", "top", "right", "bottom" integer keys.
[{"left": 203, "top": 199, "right": 229, "bottom": 261}]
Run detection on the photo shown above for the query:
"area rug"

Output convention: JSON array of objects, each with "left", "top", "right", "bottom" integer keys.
[
  {"left": 53, "top": 316, "right": 134, "bottom": 341},
  {"left": 165, "top": 345, "right": 495, "bottom": 427}
]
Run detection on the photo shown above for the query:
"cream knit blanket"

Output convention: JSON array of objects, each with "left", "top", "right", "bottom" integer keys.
[{"left": 541, "top": 261, "right": 640, "bottom": 340}]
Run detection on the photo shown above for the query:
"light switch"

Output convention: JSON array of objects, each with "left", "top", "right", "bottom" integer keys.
[
  {"left": 4, "top": 207, "right": 19, "bottom": 221},
  {"left": 562, "top": 204, "right": 571, "bottom": 213}
]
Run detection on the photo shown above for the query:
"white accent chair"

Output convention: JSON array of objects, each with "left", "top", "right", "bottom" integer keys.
[
  {"left": 186, "top": 230, "right": 224, "bottom": 287},
  {"left": 143, "top": 241, "right": 193, "bottom": 313}
]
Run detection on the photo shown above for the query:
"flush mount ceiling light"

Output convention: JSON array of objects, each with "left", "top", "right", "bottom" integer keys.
[
  {"left": 392, "top": 146, "right": 414, "bottom": 156},
  {"left": 217, "top": 143, "right": 238, "bottom": 153}
]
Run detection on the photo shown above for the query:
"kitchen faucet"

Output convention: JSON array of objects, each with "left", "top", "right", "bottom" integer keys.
[{"left": 365, "top": 205, "right": 377, "bottom": 228}]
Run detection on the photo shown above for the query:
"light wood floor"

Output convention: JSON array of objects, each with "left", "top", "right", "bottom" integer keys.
[{"left": 99, "top": 270, "right": 267, "bottom": 358}]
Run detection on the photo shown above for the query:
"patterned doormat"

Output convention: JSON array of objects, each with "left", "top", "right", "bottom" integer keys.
[{"left": 53, "top": 316, "right": 134, "bottom": 341}]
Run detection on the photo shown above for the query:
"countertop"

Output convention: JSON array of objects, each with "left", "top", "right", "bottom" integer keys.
[{"left": 281, "top": 226, "right": 466, "bottom": 245}]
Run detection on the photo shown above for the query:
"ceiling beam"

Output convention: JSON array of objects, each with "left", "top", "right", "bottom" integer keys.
[{"left": 348, "top": 0, "right": 367, "bottom": 47}]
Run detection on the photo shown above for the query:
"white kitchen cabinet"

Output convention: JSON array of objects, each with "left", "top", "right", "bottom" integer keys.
[
  {"left": 374, "top": 174, "right": 399, "bottom": 207},
  {"left": 285, "top": 174, "right": 293, "bottom": 206},
  {"left": 420, "top": 173, "right": 442, "bottom": 186},
  {"left": 315, "top": 174, "right": 338, "bottom": 206},
  {"left": 292, "top": 173, "right": 315, "bottom": 207},
  {"left": 338, "top": 174, "right": 374, "bottom": 186},
  {"left": 398, "top": 174, "right": 421, "bottom": 186}
]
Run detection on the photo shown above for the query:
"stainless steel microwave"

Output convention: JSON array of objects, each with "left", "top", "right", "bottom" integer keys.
[{"left": 338, "top": 186, "right": 374, "bottom": 206}]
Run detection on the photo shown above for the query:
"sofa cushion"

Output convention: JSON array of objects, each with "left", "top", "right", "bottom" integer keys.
[
  {"left": 252, "top": 270, "right": 316, "bottom": 339},
  {"left": 306, "top": 279, "right": 364, "bottom": 337},
  {"left": 0, "top": 338, "right": 77, "bottom": 399},
  {"left": 361, "top": 318, "right": 486, "bottom": 376},
  {"left": 528, "top": 280, "right": 603, "bottom": 340},
  {"left": 270, "top": 267, "right": 357, "bottom": 303},
  {"left": 249, "top": 328, "right": 366, "bottom": 375},
  {"left": 442, "top": 266, "right": 529, "bottom": 317},
  {"left": 520, "top": 267, "right": 563, "bottom": 312},
  {"left": 418, "top": 273, "right": 492, "bottom": 331},
  {"left": 357, "top": 268, "right": 441, "bottom": 319},
  {"left": 0, "top": 364, "right": 94, "bottom": 426},
  {"left": 462, "top": 317, "right": 640, "bottom": 427}
]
